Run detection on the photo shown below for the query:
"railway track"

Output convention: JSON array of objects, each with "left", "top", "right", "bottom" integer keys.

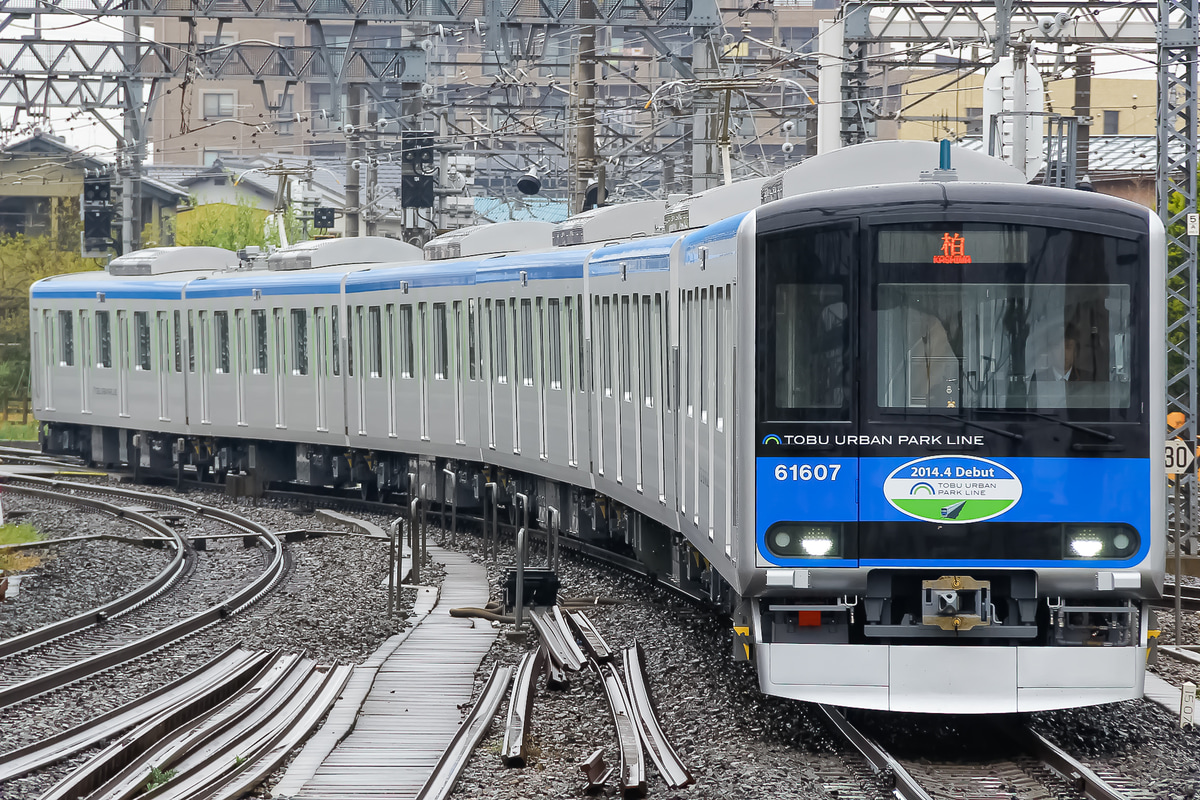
[
  {"left": 0, "top": 475, "right": 286, "bottom": 709},
  {"left": 820, "top": 705, "right": 1147, "bottom": 800},
  {"left": 1157, "top": 583, "right": 1200, "bottom": 612}
]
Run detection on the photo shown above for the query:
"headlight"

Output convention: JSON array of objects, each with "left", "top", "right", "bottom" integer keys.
[
  {"left": 1063, "top": 524, "right": 1139, "bottom": 560},
  {"left": 766, "top": 523, "right": 843, "bottom": 559}
]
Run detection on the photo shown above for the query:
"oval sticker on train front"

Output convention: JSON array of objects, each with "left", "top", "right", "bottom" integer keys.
[{"left": 883, "top": 455, "right": 1022, "bottom": 524}]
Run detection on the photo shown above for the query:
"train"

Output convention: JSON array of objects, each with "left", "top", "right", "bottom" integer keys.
[{"left": 29, "top": 140, "right": 1165, "bottom": 713}]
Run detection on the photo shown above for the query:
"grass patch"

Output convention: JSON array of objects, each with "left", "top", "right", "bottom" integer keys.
[
  {"left": 0, "top": 522, "right": 42, "bottom": 572},
  {"left": 145, "top": 765, "right": 177, "bottom": 792},
  {"left": 0, "top": 420, "right": 38, "bottom": 441}
]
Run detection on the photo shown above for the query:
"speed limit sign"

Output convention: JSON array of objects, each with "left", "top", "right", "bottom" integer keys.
[{"left": 1166, "top": 439, "right": 1196, "bottom": 475}]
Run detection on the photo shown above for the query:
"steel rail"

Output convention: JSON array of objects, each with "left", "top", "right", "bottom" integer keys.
[
  {"left": 0, "top": 646, "right": 268, "bottom": 784},
  {"left": 815, "top": 704, "right": 935, "bottom": 800},
  {"left": 1156, "top": 584, "right": 1200, "bottom": 612},
  {"left": 596, "top": 661, "right": 647, "bottom": 798},
  {"left": 567, "top": 610, "right": 614, "bottom": 662},
  {"left": 620, "top": 643, "right": 693, "bottom": 789},
  {"left": 501, "top": 648, "right": 545, "bottom": 767},
  {"left": 0, "top": 484, "right": 187, "bottom": 659},
  {"left": 528, "top": 607, "right": 583, "bottom": 672},
  {"left": 416, "top": 664, "right": 514, "bottom": 800},
  {"left": 194, "top": 663, "right": 354, "bottom": 800},
  {"left": 1006, "top": 725, "right": 1131, "bottom": 800},
  {"left": 0, "top": 475, "right": 286, "bottom": 710},
  {"left": 552, "top": 606, "right": 587, "bottom": 666}
]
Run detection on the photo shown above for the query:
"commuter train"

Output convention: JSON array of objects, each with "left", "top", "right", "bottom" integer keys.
[{"left": 29, "top": 141, "right": 1164, "bottom": 713}]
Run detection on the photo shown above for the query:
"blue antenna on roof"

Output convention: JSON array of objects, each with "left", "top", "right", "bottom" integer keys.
[{"left": 921, "top": 139, "right": 960, "bottom": 182}]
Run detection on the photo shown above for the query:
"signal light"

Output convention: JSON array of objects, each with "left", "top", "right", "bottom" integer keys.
[{"left": 313, "top": 207, "right": 335, "bottom": 229}]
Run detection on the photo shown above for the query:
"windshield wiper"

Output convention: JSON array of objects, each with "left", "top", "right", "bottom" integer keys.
[
  {"left": 986, "top": 409, "right": 1116, "bottom": 442},
  {"left": 930, "top": 412, "right": 1024, "bottom": 441},
  {"left": 879, "top": 410, "right": 1023, "bottom": 441}
]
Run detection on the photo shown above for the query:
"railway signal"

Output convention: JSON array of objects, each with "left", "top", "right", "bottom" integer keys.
[
  {"left": 81, "top": 171, "right": 113, "bottom": 258},
  {"left": 313, "top": 207, "right": 335, "bottom": 230}
]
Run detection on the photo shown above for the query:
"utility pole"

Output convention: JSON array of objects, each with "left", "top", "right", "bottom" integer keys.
[
  {"left": 120, "top": 13, "right": 143, "bottom": 255},
  {"left": 1073, "top": 52, "right": 1092, "bottom": 180},
  {"left": 570, "top": 0, "right": 597, "bottom": 215},
  {"left": 365, "top": 104, "right": 378, "bottom": 237},
  {"left": 690, "top": 32, "right": 721, "bottom": 192},
  {"left": 346, "top": 84, "right": 362, "bottom": 238}
]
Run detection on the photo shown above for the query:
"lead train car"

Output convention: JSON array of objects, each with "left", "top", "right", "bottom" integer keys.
[{"left": 30, "top": 144, "right": 1164, "bottom": 713}]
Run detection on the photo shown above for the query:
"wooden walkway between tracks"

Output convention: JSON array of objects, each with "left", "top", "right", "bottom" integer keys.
[{"left": 281, "top": 545, "right": 495, "bottom": 800}]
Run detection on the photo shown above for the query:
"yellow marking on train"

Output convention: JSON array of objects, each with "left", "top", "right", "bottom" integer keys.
[{"left": 734, "top": 626, "right": 751, "bottom": 661}]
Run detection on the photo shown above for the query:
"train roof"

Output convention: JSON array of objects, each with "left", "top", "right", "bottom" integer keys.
[{"left": 756, "top": 180, "right": 1153, "bottom": 236}]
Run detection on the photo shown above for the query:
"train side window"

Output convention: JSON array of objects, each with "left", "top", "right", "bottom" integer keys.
[
  {"left": 214, "top": 311, "right": 230, "bottom": 373},
  {"left": 58, "top": 310, "right": 74, "bottom": 366},
  {"left": 368, "top": 306, "right": 383, "bottom": 378},
  {"left": 577, "top": 294, "right": 586, "bottom": 392},
  {"left": 716, "top": 286, "right": 725, "bottom": 429},
  {"left": 433, "top": 303, "right": 448, "bottom": 380},
  {"left": 314, "top": 307, "right": 327, "bottom": 375},
  {"left": 521, "top": 299, "right": 534, "bottom": 387},
  {"left": 274, "top": 308, "right": 287, "bottom": 377},
  {"left": 548, "top": 299, "right": 562, "bottom": 390},
  {"left": 97, "top": 310, "right": 112, "bottom": 368},
  {"left": 187, "top": 311, "right": 196, "bottom": 372},
  {"left": 79, "top": 310, "right": 90, "bottom": 368},
  {"left": 331, "top": 306, "right": 340, "bottom": 376},
  {"left": 291, "top": 308, "right": 309, "bottom": 376},
  {"left": 251, "top": 309, "right": 268, "bottom": 374},
  {"left": 346, "top": 307, "right": 355, "bottom": 377},
  {"left": 157, "top": 312, "right": 171, "bottom": 373},
  {"left": 684, "top": 291, "right": 693, "bottom": 417},
  {"left": 134, "top": 311, "right": 151, "bottom": 371},
  {"left": 399, "top": 305, "right": 414, "bottom": 378},
  {"left": 621, "top": 296, "right": 632, "bottom": 402},
  {"left": 468, "top": 298, "right": 477, "bottom": 381},
  {"left": 385, "top": 304, "right": 397, "bottom": 379},
  {"left": 43, "top": 310, "right": 54, "bottom": 368},
  {"left": 495, "top": 300, "right": 509, "bottom": 383},
  {"left": 701, "top": 287, "right": 711, "bottom": 423},
  {"left": 641, "top": 296, "right": 652, "bottom": 407},
  {"left": 600, "top": 297, "right": 612, "bottom": 397},
  {"left": 172, "top": 310, "right": 182, "bottom": 372}
]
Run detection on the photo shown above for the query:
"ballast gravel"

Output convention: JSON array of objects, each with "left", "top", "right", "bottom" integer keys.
[
  {"left": 0, "top": 501, "right": 172, "bottom": 639},
  {"left": 0, "top": 491, "right": 419, "bottom": 800}
]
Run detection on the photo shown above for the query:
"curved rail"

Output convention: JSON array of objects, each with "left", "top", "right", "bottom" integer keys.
[
  {"left": 0, "top": 484, "right": 188, "bottom": 659},
  {"left": 501, "top": 649, "right": 544, "bottom": 767},
  {"left": 0, "top": 475, "right": 286, "bottom": 710},
  {"left": 416, "top": 664, "right": 513, "bottom": 800},
  {"left": 596, "top": 661, "right": 646, "bottom": 798},
  {"left": 621, "top": 643, "right": 693, "bottom": 789}
]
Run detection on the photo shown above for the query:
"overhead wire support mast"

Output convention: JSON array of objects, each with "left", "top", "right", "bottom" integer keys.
[{"left": 1159, "top": 0, "right": 1200, "bottom": 553}]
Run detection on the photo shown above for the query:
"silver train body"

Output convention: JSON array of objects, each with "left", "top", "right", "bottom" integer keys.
[{"left": 30, "top": 142, "right": 1165, "bottom": 713}]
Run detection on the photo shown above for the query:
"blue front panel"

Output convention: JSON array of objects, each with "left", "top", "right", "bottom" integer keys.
[{"left": 756, "top": 456, "right": 1152, "bottom": 568}]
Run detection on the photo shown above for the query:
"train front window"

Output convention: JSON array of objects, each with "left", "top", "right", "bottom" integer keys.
[
  {"left": 756, "top": 223, "right": 855, "bottom": 421},
  {"left": 872, "top": 223, "right": 1138, "bottom": 412},
  {"left": 876, "top": 283, "right": 1131, "bottom": 410}
]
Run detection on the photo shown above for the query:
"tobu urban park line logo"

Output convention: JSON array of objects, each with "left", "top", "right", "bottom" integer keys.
[{"left": 883, "top": 455, "right": 1023, "bottom": 524}]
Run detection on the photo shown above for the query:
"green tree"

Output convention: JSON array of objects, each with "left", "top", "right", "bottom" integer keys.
[
  {"left": 0, "top": 215, "right": 103, "bottom": 400},
  {"left": 175, "top": 197, "right": 272, "bottom": 251}
]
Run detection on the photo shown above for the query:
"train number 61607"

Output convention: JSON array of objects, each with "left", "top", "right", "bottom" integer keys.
[{"left": 773, "top": 464, "right": 842, "bottom": 481}]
